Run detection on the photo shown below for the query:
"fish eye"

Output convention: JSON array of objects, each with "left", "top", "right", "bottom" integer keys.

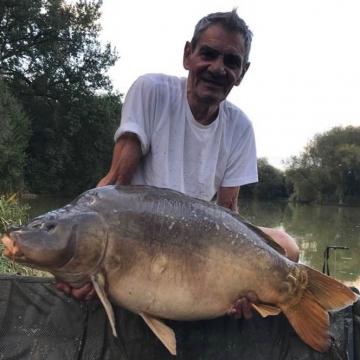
[{"left": 45, "top": 223, "right": 56, "bottom": 233}]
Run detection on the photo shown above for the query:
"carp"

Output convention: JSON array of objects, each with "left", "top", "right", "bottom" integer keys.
[{"left": 1, "top": 185, "right": 358, "bottom": 355}]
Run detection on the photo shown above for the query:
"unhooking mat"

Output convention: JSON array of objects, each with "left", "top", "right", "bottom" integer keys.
[{"left": 0, "top": 275, "right": 359, "bottom": 360}]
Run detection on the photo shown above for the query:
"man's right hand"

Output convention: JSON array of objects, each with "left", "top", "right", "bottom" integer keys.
[{"left": 97, "top": 133, "right": 142, "bottom": 187}]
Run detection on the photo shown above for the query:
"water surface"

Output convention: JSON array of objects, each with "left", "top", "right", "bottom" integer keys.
[{"left": 238, "top": 199, "right": 360, "bottom": 288}]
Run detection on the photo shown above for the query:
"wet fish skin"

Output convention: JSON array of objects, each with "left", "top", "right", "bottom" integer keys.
[
  {"left": 3, "top": 206, "right": 108, "bottom": 288},
  {"left": 1, "top": 185, "right": 358, "bottom": 355}
]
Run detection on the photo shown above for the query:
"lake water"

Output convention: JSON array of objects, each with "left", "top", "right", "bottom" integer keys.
[{"left": 20, "top": 196, "right": 360, "bottom": 289}]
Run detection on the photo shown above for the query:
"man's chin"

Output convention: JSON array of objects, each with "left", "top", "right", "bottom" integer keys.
[{"left": 197, "top": 94, "right": 224, "bottom": 105}]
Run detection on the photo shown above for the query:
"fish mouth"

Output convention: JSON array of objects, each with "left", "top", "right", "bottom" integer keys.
[{"left": 1, "top": 234, "right": 26, "bottom": 261}]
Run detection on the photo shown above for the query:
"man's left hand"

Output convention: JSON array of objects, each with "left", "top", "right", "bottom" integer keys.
[{"left": 226, "top": 292, "right": 259, "bottom": 319}]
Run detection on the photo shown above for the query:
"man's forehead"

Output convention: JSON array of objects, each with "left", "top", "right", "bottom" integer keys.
[{"left": 196, "top": 25, "right": 246, "bottom": 55}]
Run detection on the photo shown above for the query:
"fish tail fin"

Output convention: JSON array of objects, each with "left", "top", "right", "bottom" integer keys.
[{"left": 279, "top": 265, "right": 357, "bottom": 353}]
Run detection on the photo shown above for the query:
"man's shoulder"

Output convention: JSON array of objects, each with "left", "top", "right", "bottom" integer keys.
[
  {"left": 220, "top": 100, "right": 252, "bottom": 127},
  {"left": 136, "top": 73, "right": 185, "bottom": 89}
]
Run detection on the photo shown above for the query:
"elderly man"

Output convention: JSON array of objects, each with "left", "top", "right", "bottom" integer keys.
[{"left": 58, "top": 9, "right": 299, "bottom": 318}]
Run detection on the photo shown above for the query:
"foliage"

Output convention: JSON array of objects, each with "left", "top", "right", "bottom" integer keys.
[
  {"left": 0, "top": 0, "right": 121, "bottom": 195},
  {"left": 284, "top": 126, "right": 360, "bottom": 204},
  {"left": 0, "top": 194, "right": 29, "bottom": 234},
  {"left": 26, "top": 92, "right": 122, "bottom": 195},
  {"left": 0, "top": 0, "right": 117, "bottom": 100},
  {"left": 241, "top": 158, "right": 287, "bottom": 199},
  {"left": 0, "top": 79, "right": 30, "bottom": 193}
]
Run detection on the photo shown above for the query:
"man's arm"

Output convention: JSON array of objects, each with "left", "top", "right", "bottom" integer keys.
[
  {"left": 97, "top": 132, "right": 142, "bottom": 187},
  {"left": 216, "top": 186, "right": 240, "bottom": 211}
]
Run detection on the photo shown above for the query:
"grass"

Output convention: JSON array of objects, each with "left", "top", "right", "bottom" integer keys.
[{"left": 0, "top": 194, "right": 52, "bottom": 277}]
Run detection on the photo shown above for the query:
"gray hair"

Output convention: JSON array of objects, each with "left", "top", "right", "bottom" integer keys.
[{"left": 190, "top": 9, "right": 253, "bottom": 62}]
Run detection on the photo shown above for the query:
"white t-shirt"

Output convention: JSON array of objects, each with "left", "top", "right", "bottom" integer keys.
[{"left": 114, "top": 73, "right": 258, "bottom": 201}]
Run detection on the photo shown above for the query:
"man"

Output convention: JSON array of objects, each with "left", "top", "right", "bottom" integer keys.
[{"left": 58, "top": 9, "right": 299, "bottom": 318}]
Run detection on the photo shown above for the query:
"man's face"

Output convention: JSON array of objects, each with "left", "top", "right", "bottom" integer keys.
[{"left": 183, "top": 24, "right": 250, "bottom": 107}]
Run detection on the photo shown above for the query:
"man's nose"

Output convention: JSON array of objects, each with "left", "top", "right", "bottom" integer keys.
[{"left": 208, "top": 57, "right": 226, "bottom": 76}]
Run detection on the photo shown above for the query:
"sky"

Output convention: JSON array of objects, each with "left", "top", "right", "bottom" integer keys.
[{"left": 98, "top": 0, "right": 360, "bottom": 169}]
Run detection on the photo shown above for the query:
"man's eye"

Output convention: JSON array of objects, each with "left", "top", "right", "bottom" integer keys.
[
  {"left": 225, "top": 56, "right": 241, "bottom": 69},
  {"left": 201, "top": 51, "right": 216, "bottom": 59}
]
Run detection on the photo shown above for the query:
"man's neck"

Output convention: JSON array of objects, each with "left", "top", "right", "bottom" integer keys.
[{"left": 187, "top": 99, "right": 219, "bottom": 126}]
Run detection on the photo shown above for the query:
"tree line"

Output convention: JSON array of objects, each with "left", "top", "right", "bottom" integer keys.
[
  {"left": 1, "top": 0, "right": 360, "bottom": 205},
  {"left": 0, "top": 0, "right": 121, "bottom": 195},
  {"left": 242, "top": 126, "right": 360, "bottom": 205}
]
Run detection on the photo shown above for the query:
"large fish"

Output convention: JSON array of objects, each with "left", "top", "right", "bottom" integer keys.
[{"left": 1, "top": 186, "right": 358, "bottom": 355}]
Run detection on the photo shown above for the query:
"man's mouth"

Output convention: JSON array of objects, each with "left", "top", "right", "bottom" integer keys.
[
  {"left": 201, "top": 80, "right": 225, "bottom": 90},
  {"left": 201, "top": 75, "right": 227, "bottom": 87}
]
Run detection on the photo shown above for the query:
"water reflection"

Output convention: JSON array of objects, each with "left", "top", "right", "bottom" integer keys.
[
  {"left": 21, "top": 196, "right": 360, "bottom": 287},
  {"left": 238, "top": 199, "right": 360, "bottom": 286},
  {"left": 20, "top": 196, "right": 73, "bottom": 219}
]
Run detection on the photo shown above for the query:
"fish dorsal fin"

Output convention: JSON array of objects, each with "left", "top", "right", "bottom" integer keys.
[
  {"left": 91, "top": 273, "right": 117, "bottom": 337},
  {"left": 251, "top": 303, "right": 281, "bottom": 317},
  {"left": 140, "top": 312, "right": 177, "bottom": 355},
  {"left": 244, "top": 221, "right": 287, "bottom": 257}
]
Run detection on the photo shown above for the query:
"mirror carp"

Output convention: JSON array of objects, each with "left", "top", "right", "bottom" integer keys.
[{"left": 2, "top": 185, "right": 358, "bottom": 355}]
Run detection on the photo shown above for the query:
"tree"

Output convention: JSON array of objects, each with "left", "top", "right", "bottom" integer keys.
[
  {"left": 241, "top": 158, "right": 286, "bottom": 199},
  {"left": 285, "top": 126, "right": 360, "bottom": 204},
  {"left": 284, "top": 154, "right": 329, "bottom": 203},
  {"left": 1, "top": 0, "right": 117, "bottom": 101},
  {"left": 26, "top": 92, "right": 122, "bottom": 194},
  {"left": 0, "top": 0, "right": 121, "bottom": 194},
  {"left": 0, "top": 79, "right": 30, "bottom": 193},
  {"left": 308, "top": 127, "right": 360, "bottom": 204}
]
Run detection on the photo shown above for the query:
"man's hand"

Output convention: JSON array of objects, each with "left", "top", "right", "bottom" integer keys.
[
  {"left": 226, "top": 292, "right": 259, "bottom": 319},
  {"left": 55, "top": 281, "right": 97, "bottom": 301}
]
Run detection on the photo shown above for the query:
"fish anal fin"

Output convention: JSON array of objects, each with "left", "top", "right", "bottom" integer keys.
[
  {"left": 251, "top": 303, "right": 281, "bottom": 317},
  {"left": 140, "top": 312, "right": 177, "bottom": 355},
  {"left": 91, "top": 273, "right": 117, "bottom": 337}
]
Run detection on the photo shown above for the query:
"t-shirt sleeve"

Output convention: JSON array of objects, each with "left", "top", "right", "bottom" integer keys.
[
  {"left": 114, "top": 75, "right": 158, "bottom": 155},
  {"left": 221, "top": 122, "right": 258, "bottom": 187}
]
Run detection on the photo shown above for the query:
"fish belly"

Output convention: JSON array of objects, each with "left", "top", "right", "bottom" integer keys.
[{"left": 105, "top": 249, "right": 283, "bottom": 321}]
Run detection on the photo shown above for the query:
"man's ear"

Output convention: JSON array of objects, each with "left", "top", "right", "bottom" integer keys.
[
  {"left": 183, "top": 41, "right": 192, "bottom": 70},
  {"left": 235, "top": 62, "right": 251, "bottom": 86}
]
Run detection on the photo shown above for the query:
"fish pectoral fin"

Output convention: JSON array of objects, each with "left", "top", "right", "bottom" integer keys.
[
  {"left": 91, "top": 273, "right": 117, "bottom": 338},
  {"left": 140, "top": 312, "right": 177, "bottom": 355},
  {"left": 251, "top": 303, "right": 281, "bottom": 317}
]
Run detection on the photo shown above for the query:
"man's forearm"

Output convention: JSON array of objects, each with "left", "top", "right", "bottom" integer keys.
[
  {"left": 97, "top": 132, "right": 142, "bottom": 187},
  {"left": 216, "top": 186, "right": 240, "bottom": 212}
]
